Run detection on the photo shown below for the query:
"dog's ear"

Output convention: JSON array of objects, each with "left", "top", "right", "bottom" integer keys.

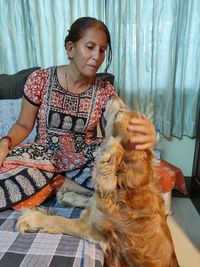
[
  {"left": 103, "top": 95, "right": 127, "bottom": 138},
  {"left": 92, "top": 138, "right": 124, "bottom": 198},
  {"left": 103, "top": 95, "right": 126, "bottom": 121}
]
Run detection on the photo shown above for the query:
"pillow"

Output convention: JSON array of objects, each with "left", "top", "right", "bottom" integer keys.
[
  {"left": 0, "top": 67, "right": 40, "bottom": 99},
  {"left": 0, "top": 99, "right": 37, "bottom": 143},
  {"left": 96, "top": 72, "right": 115, "bottom": 85}
]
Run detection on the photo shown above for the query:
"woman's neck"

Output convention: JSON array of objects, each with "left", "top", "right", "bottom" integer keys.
[{"left": 57, "top": 65, "right": 94, "bottom": 94}]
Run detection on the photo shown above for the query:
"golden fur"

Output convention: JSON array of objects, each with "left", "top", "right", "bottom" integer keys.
[{"left": 16, "top": 95, "right": 179, "bottom": 267}]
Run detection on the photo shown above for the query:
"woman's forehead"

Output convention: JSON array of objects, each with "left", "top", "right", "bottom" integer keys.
[{"left": 79, "top": 27, "right": 107, "bottom": 46}]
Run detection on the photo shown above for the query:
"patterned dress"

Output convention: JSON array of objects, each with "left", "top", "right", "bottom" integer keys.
[{"left": 0, "top": 66, "right": 116, "bottom": 210}]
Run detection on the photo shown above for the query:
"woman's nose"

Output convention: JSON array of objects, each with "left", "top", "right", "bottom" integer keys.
[{"left": 92, "top": 49, "right": 100, "bottom": 61}]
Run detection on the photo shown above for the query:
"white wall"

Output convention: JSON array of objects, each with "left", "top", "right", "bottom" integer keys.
[{"left": 161, "top": 136, "right": 196, "bottom": 177}]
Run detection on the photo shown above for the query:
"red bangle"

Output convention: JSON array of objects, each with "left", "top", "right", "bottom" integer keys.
[{"left": 1, "top": 136, "right": 12, "bottom": 150}]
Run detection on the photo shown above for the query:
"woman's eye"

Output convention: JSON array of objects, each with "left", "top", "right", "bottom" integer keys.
[{"left": 87, "top": 46, "right": 93, "bottom": 50}]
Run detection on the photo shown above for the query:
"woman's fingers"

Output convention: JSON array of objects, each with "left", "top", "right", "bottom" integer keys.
[
  {"left": 0, "top": 145, "right": 10, "bottom": 168},
  {"left": 128, "top": 117, "right": 156, "bottom": 150}
]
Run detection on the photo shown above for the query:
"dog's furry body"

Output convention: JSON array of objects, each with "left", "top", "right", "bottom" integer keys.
[{"left": 17, "top": 96, "right": 179, "bottom": 267}]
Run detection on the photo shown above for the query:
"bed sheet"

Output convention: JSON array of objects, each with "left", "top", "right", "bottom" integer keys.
[{"left": 0, "top": 197, "right": 104, "bottom": 267}]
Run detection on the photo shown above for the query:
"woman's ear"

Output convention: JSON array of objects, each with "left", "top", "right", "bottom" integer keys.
[{"left": 65, "top": 41, "right": 74, "bottom": 59}]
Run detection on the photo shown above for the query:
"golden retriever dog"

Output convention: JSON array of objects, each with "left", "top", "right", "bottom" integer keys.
[{"left": 16, "top": 95, "right": 179, "bottom": 267}]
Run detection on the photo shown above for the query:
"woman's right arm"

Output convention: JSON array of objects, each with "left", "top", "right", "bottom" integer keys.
[{"left": 0, "top": 97, "right": 39, "bottom": 166}]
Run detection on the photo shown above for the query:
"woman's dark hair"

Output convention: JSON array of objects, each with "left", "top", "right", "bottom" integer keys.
[{"left": 64, "top": 17, "right": 112, "bottom": 73}]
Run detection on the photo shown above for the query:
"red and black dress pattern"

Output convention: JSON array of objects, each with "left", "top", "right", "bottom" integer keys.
[{"left": 0, "top": 66, "right": 116, "bottom": 209}]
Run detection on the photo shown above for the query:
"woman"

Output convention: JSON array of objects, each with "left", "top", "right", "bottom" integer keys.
[{"left": 0, "top": 17, "right": 155, "bottom": 211}]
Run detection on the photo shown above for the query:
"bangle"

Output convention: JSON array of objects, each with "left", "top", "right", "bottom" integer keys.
[{"left": 1, "top": 136, "right": 12, "bottom": 150}]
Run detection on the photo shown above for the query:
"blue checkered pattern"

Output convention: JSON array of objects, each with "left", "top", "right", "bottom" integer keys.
[{"left": 0, "top": 197, "right": 104, "bottom": 267}]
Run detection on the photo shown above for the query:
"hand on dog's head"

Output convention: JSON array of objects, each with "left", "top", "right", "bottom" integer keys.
[{"left": 111, "top": 110, "right": 140, "bottom": 150}]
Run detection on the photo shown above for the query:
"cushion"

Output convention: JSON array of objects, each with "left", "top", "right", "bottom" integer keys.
[
  {"left": 0, "top": 67, "right": 40, "bottom": 99},
  {"left": 0, "top": 99, "right": 37, "bottom": 143},
  {"left": 0, "top": 69, "right": 113, "bottom": 99}
]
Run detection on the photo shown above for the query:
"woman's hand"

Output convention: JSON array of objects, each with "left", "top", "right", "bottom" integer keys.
[
  {"left": 128, "top": 115, "right": 156, "bottom": 150},
  {"left": 0, "top": 140, "right": 10, "bottom": 167}
]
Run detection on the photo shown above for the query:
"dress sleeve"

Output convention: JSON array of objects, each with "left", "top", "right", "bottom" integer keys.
[
  {"left": 99, "top": 80, "right": 117, "bottom": 109},
  {"left": 104, "top": 81, "right": 117, "bottom": 96},
  {"left": 23, "top": 69, "right": 48, "bottom": 106}
]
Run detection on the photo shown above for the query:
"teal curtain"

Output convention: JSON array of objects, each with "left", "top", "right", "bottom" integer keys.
[
  {"left": 106, "top": 0, "right": 200, "bottom": 138},
  {"left": 0, "top": 0, "right": 106, "bottom": 73},
  {"left": 0, "top": 0, "right": 199, "bottom": 138}
]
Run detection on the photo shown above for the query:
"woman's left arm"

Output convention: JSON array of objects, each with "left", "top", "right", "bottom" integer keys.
[{"left": 128, "top": 115, "right": 156, "bottom": 150}]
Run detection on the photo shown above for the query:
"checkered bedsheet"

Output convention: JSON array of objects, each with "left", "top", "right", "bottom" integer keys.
[{"left": 0, "top": 197, "right": 104, "bottom": 267}]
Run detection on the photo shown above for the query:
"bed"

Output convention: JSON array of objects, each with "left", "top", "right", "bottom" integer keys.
[{"left": 0, "top": 196, "right": 104, "bottom": 267}]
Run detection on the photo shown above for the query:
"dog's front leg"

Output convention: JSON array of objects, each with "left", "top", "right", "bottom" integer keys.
[
  {"left": 16, "top": 207, "right": 90, "bottom": 240},
  {"left": 93, "top": 137, "right": 124, "bottom": 198}
]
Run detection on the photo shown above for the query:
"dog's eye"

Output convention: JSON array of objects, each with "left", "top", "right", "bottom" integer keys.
[{"left": 114, "top": 110, "right": 126, "bottom": 119}]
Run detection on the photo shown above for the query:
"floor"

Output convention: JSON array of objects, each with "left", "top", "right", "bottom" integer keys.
[{"left": 167, "top": 197, "right": 200, "bottom": 267}]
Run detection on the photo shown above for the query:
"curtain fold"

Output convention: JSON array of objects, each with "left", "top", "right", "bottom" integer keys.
[
  {"left": 0, "top": 0, "right": 199, "bottom": 138},
  {"left": 106, "top": 0, "right": 200, "bottom": 138},
  {"left": 0, "top": 0, "right": 105, "bottom": 73}
]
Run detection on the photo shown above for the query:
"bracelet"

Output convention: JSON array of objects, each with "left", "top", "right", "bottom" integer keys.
[{"left": 1, "top": 136, "right": 12, "bottom": 150}]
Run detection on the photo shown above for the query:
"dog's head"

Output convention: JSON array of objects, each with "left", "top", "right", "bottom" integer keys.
[
  {"left": 111, "top": 110, "right": 140, "bottom": 149},
  {"left": 111, "top": 110, "right": 155, "bottom": 189},
  {"left": 94, "top": 109, "right": 155, "bottom": 199}
]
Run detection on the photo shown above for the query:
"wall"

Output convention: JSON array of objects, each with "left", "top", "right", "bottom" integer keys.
[{"left": 161, "top": 136, "right": 196, "bottom": 177}]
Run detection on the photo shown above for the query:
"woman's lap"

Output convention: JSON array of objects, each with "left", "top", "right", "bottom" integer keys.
[{"left": 0, "top": 164, "right": 93, "bottom": 211}]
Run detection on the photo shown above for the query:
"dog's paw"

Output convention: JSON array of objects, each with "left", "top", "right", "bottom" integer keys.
[
  {"left": 57, "top": 191, "right": 90, "bottom": 208},
  {"left": 56, "top": 181, "right": 73, "bottom": 205},
  {"left": 56, "top": 189, "right": 76, "bottom": 205},
  {"left": 16, "top": 208, "right": 48, "bottom": 233},
  {"left": 95, "top": 152, "right": 112, "bottom": 171},
  {"left": 57, "top": 189, "right": 67, "bottom": 204},
  {"left": 100, "top": 152, "right": 112, "bottom": 163}
]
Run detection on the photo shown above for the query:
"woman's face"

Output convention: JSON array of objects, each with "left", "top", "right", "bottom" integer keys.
[{"left": 68, "top": 26, "right": 107, "bottom": 78}]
